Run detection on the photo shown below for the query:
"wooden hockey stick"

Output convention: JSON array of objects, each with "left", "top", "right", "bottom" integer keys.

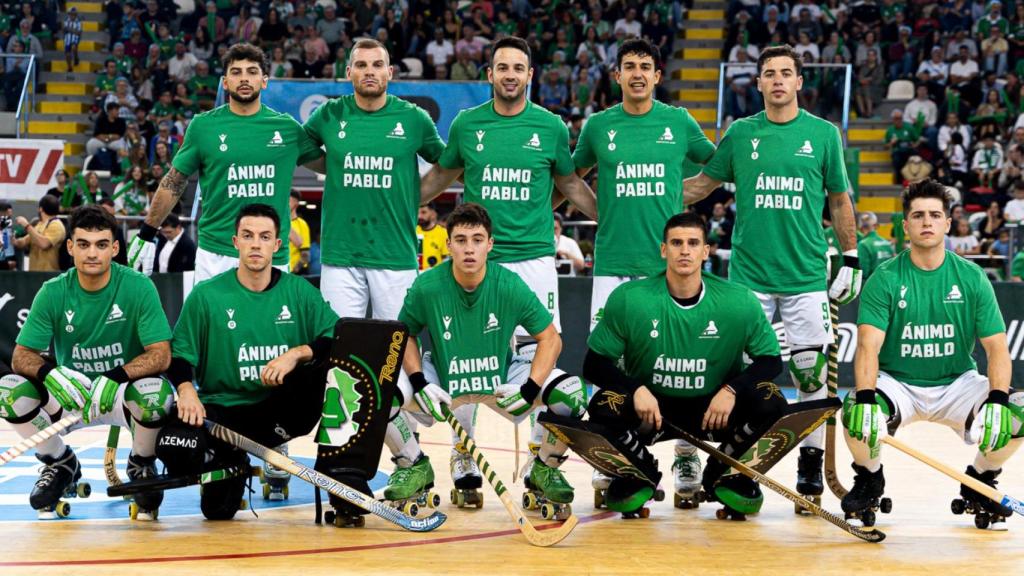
[
  {"left": 205, "top": 420, "right": 447, "bottom": 532},
  {"left": 104, "top": 426, "right": 127, "bottom": 490},
  {"left": 0, "top": 413, "right": 81, "bottom": 466},
  {"left": 882, "top": 435, "right": 1024, "bottom": 517},
  {"left": 443, "top": 406, "right": 578, "bottom": 547},
  {"left": 824, "top": 299, "right": 850, "bottom": 498},
  {"left": 667, "top": 423, "right": 885, "bottom": 543}
]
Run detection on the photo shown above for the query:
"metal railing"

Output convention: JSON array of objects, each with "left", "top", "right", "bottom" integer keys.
[{"left": 2, "top": 53, "right": 38, "bottom": 138}]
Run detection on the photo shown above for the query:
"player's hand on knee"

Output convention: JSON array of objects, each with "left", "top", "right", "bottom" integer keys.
[
  {"left": 846, "top": 390, "right": 887, "bottom": 449},
  {"left": 90, "top": 372, "right": 123, "bottom": 416},
  {"left": 415, "top": 384, "right": 452, "bottom": 422},
  {"left": 702, "top": 385, "right": 736, "bottom": 431},
  {"left": 495, "top": 377, "right": 541, "bottom": 418},
  {"left": 176, "top": 385, "right": 206, "bottom": 427},
  {"left": 972, "top": 390, "right": 1012, "bottom": 453},
  {"left": 42, "top": 366, "right": 93, "bottom": 419},
  {"left": 828, "top": 252, "right": 863, "bottom": 305},
  {"left": 633, "top": 386, "right": 662, "bottom": 431}
]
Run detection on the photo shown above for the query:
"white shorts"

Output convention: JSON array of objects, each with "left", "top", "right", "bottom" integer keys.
[
  {"left": 195, "top": 246, "right": 288, "bottom": 283},
  {"left": 320, "top": 265, "right": 417, "bottom": 320},
  {"left": 754, "top": 290, "right": 832, "bottom": 349},
  {"left": 877, "top": 370, "right": 989, "bottom": 443},
  {"left": 590, "top": 275, "right": 641, "bottom": 332},
  {"left": 498, "top": 257, "right": 560, "bottom": 336}
]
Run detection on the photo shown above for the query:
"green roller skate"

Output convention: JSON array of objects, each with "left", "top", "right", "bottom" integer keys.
[
  {"left": 522, "top": 458, "right": 574, "bottom": 521},
  {"left": 383, "top": 454, "right": 440, "bottom": 517}
]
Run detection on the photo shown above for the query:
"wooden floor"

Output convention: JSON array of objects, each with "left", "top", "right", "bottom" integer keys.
[{"left": 2, "top": 403, "right": 1022, "bottom": 576}]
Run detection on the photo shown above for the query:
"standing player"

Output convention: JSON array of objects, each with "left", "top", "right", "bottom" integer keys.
[
  {"left": 159, "top": 204, "right": 373, "bottom": 521},
  {"left": 582, "top": 213, "right": 785, "bottom": 516},
  {"left": 2, "top": 205, "right": 175, "bottom": 519},
  {"left": 386, "top": 203, "right": 587, "bottom": 515},
  {"left": 842, "top": 180, "right": 1023, "bottom": 527},
  {"left": 417, "top": 202, "right": 449, "bottom": 270},
  {"left": 127, "top": 42, "right": 323, "bottom": 282},
  {"left": 570, "top": 37, "right": 717, "bottom": 502},
  {"left": 418, "top": 36, "right": 597, "bottom": 491},
  {"left": 684, "top": 44, "right": 861, "bottom": 502}
]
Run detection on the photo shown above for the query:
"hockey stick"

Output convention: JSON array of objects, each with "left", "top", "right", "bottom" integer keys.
[
  {"left": 882, "top": 435, "right": 1024, "bottom": 517},
  {"left": 443, "top": 405, "right": 578, "bottom": 547},
  {"left": 104, "top": 426, "right": 127, "bottom": 490},
  {"left": 0, "top": 413, "right": 81, "bottom": 466},
  {"left": 204, "top": 420, "right": 446, "bottom": 532},
  {"left": 667, "top": 423, "right": 885, "bottom": 543},
  {"left": 824, "top": 299, "right": 849, "bottom": 499}
]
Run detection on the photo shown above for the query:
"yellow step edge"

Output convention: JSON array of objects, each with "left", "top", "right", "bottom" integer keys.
[
  {"left": 66, "top": 2, "right": 102, "bottom": 13},
  {"left": 46, "top": 82, "right": 91, "bottom": 95},
  {"left": 38, "top": 101, "right": 87, "bottom": 114},
  {"left": 689, "top": 9, "right": 725, "bottom": 19},
  {"left": 687, "top": 28, "right": 724, "bottom": 40},
  {"left": 57, "top": 40, "right": 103, "bottom": 52},
  {"left": 65, "top": 142, "right": 85, "bottom": 156},
  {"left": 689, "top": 108, "right": 717, "bottom": 122},
  {"left": 82, "top": 21, "right": 102, "bottom": 32},
  {"left": 859, "top": 172, "right": 895, "bottom": 186},
  {"left": 681, "top": 68, "right": 720, "bottom": 81},
  {"left": 860, "top": 150, "right": 892, "bottom": 163},
  {"left": 703, "top": 128, "right": 717, "bottom": 140},
  {"left": 50, "top": 61, "right": 100, "bottom": 73},
  {"left": 849, "top": 128, "right": 886, "bottom": 142},
  {"left": 857, "top": 196, "right": 901, "bottom": 212},
  {"left": 684, "top": 48, "right": 720, "bottom": 60},
  {"left": 877, "top": 223, "right": 894, "bottom": 239},
  {"left": 681, "top": 89, "right": 718, "bottom": 102},
  {"left": 28, "top": 121, "right": 88, "bottom": 134}
]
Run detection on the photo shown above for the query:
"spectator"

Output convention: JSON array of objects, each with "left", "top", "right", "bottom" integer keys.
[
  {"left": 303, "top": 25, "right": 330, "bottom": 61},
  {"left": 450, "top": 48, "right": 479, "bottom": 80},
  {"left": 539, "top": 69, "right": 568, "bottom": 115},
  {"left": 417, "top": 202, "right": 449, "bottom": 270},
  {"left": 96, "top": 198, "right": 130, "bottom": 266},
  {"left": 574, "top": 51, "right": 602, "bottom": 86},
  {"left": 87, "top": 101, "right": 128, "bottom": 157},
  {"left": 199, "top": 1, "right": 227, "bottom": 44},
  {"left": 794, "top": 31, "right": 820, "bottom": 61},
  {"left": 433, "top": 63, "right": 448, "bottom": 80},
  {"left": 155, "top": 212, "right": 196, "bottom": 273},
  {"left": 188, "top": 60, "right": 218, "bottom": 108},
  {"left": 456, "top": 25, "right": 486, "bottom": 63},
  {"left": 887, "top": 109, "right": 920, "bottom": 174},
  {"left": 577, "top": 26, "right": 607, "bottom": 65},
  {"left": 554, "top": 213, "right": 585, "bottom": 276},
  {"left": 977, "top": 200, "right": 1005, "bottom": 247},
  {"left": 105, "top": 77, "right": 139, "bottom": 120},
  {"left": 939, "top": 111, "right": 973, "bottom": 152},
  {"left": 110, "top": 42, "right": 134, "bottom": 77},
  {"left": 821, "top": 31, "right": 851, "bottom": 63},
  {"left": 800, "top": 52, "right": 821, "bottom": 113},
  {"left": 61, "top": 7, "right": 82, "bottom": 73},
  {"left": 189, "top": 25, "right": 215, "bottom": 62},
  {"left": 905, "top": 84, "right": 939, "bottom": 142},
  {"left": 8, "top": 19, "right": 42, "bottom": 60},
  {"left": 642, "top": 9, "right": 672, "bottom": 62},
  {"left": 888, "top": 25, "right": 916, "bottom": 80},
  {"left": 0, "top": 201, "right": 15, "bottom": 270},
  {"left": 614, "top": 7, "right": 642, "bottom": 38},
  {"left": 112, "top": 164, "right": 149, "bottom": 216},
  {"left": 971, "top": 134, "right": 1004, "bottom": 189},
  {"left": 124, "top": 28, "right": 147, "bottom": 60},
  {"left": 977, "top": 0, "right": 1009, "bottom": 39},
  {"left": 2, "top": 39, "right": 29, "bottom": 111},
  {"left": 917, "top": 46, "right": 949, "bottom": 100},
  {"left": 707, "top": 202, "right": 734, "bottom": 249},
  {"left": 763, "top": 6, "right": 789, "bottom": 46},
  {"left": 571, "top": 67, "right": 596, "bottom": 116},
  {"left": 134, "top": 106, "right": 156, "bottom": 148},
  {"left": 944, "top": 131, "right": 971, "bottom": 186},
  {"left": 857, "top": 211, "right": 896, "bottom": 277},
  {"left": 94, "top": 59, "right": 119, "bottom": 108},
  {"left": 854, "top": 30, "right": 880, "bottom": 66},
  {"left": 855, "top": 48, "right": 886, "bottom": 118},
  {"left": 726, "top": 47, "right": 760, "bottom": 119},
  {"left": 425, "top": 27, "right": 455, "bottom": 74},
  {"left": 545, "top": 50, "right": 572, "bottom": 85},
  {"left": 988, "top": 227, "right": 1012, "bottom": 255},
  {"left": 287, "top": 2, "right": 315, "bottom": 35},
  {"left": 316, "top": 5, "right": 345, "bottom": 52},
  {"left": 949, "top": 218, "right": 982, "bottom": 254},
  {"left": 12, "top": 194, "right": 65, "bottom": 272},
  {"left": 288, "top": 190, "right": 310, "bottom": 274},
  {"left": 259, "top": 7, "right": 289, "bottom": 47},
  {"left": 1004, "top": 179, "right": 1024, "bottom": 221},
  {"left": 950, "top": 44, "right": 981, "bottom": 106},
  {"left": 791, "top": 9, "right": 823, "bottom": 45},
  {"left": 168, "top": 42, "right": 198, "bottom": 84},
  {"left": 982, "top": 26, "right": 1010, "bottom": 75},
  {"left": 269, "top": 45, "right": 294, "bottom": 78},
  {"left": 150, "top": 89, "right": 177, "bottom": 126},
  {"left": 293, "top": 45, "right": 326, "bottom": 79},
  {"left": 230, "top": 4, "right": 262, "bottom": 44}
]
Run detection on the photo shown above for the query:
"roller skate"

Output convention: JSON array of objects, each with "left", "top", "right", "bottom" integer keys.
[
  {"left": 259, "top": 443, "right": 291, "bottom": 501},
  {"left": 383, "top": 454, "right": 440, "bottom": 517},
  {"left": 711, "top": 474, "right": 763, "bottom": 521},
  {"left": 794, "top": 447, "right": 824, "bottom": 514},
  {"left": 30, "top": 447, "right": 90, "bottom": 520},
  {"left": 604, "top": 476, "right": 659, "bottom": 519},
  {"left": 951, "top": 466, "right": 1011, "bottom": 530},
  {"left": 323, "top": 467, "right": 375, "bottom": 528},
  {"left": 450, "top": 443, "right": 483, "bottom": 509},
  {"left": 199, "top": 452, "right": 252, "bottom": 521},
  {"left": 592, "top": 469, "right": 613, "bottom": 509},
  {"left": 841, "top": 463, "right": 892, "bottom": 527},
  {"left": 126, "top": 453, "right": 164, "bottom": 521},
  {"left": 672, "top": 446, "right": 704, "bottom": 509},
  {"left": 522, "top": 458, "right": 574, "bottom": 520}
]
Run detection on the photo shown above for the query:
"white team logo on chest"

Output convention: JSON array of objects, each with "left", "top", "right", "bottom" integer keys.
[
  {"left": 106, "top": 303, "right": 124, "bottom": 324},
  {"left": 523, "top": 133, "right": 541, "bottom": 150},
  {"left": 388, "top": 122, "right": 406, "bottom": 139},
  {"left": 650, "top": 319, "right": 660, "bottom": 339},
  {"left": 750, "top": 138, "right": 760, "bottom": 160},
  {"left": 607, "top": 130, "right": 617, "bottom": 151},
  {"left": 657, "top": 127, "right": 674, "bottom": 144},
  {"left": 267, "top": 131, "right": 284, "bottom": 147},
  {"left": 65, "top": 310, "right": 75, "bottom": 333},
  {"left": 484, "top": 312, "right": 500, "bottom": 334},
  {"left": 898, "top": 285, "right": 908, "bottom": 309},
  {"left": 219, "top": 134, "right": 228, "bottom": 152},
  {"left": 338, "top": 120, "right": 348, "bottom": 139},
  {"left": 443, "top": 315, "right": 452, "bottom": 340},
  {"left": 227, "top": 308, "right": 236, "bottom": 330},
  {"left": 276, "top": 305, "right": 293, "bottom": 323},
  {"left": 795, "top": 140, "right": 814, "bottom": 158},
  {"left": 944, "top": 284, "right": 963, "bottom": 304},
  {"left": 700, "top": 320, "right": 719, "bottom": 339},
  {"left": 475, "top": 130, "right": 485, "bottom": 152}
]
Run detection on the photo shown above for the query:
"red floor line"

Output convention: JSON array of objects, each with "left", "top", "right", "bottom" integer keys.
[{"left": 0, "top": 512, "right": 618, "bottom": 567}]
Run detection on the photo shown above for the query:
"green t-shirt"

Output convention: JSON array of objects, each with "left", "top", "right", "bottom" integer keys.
[
  {"left": 398, "top": 260, "right": 552, "bottom": 398},
  {"left": 858, "top": 250, "right": 1005, "bottom": 387},
  {"left": 573, "top": 101, "right": 715, "bottom": 276},
  {"left": 588, "top": 273, "right": 780, "bottom": 398},
  {"left": 112, "top": 55, "right": 134, "bottom": 77},
  {"left": 857, "top": 230, "right": 896, "bottom": 278},
  {"left": 172, "top": 104, "right": 322, "bottom": 265},
  {"left": 702, "top": 109, "right": 850, "bottom": 294},
  {"left": 95, "top": 74, "right": 118, "bottom": 93},
  {"left": 885, "top": 124, "right": 916, "bottom": 147},
  {"left": 172, "top": 270, "right": 339, "bottom": 406},
  {"left": 151, "top": 101, "right": 179, "bottom": 119},
  {"left": 438, "top": 100, "right": 576, "bottom": 263},
  {"left": 303, "top": 95, "right": 444, "bottom": 269},
  {"left": 16, "top": 264, "right": 172, "bottom": 378},
  {"left": 188, "top": 73, "right": 219, "bottom": 96},
  {"left": 1012, "top": 250, "right": 1024, "bottom": 279}
]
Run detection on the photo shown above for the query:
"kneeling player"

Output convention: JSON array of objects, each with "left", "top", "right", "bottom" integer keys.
[
  {"left": 583, "top": 213, "right": 787, "bottom": 517},
  {"left": 3, "top": 205, "right": 175, "bottom": 519},
  {"left": 161, "top": 204, "right": 378, "bottom": 521},
  {"left": 843, "top": 180, "right": 1023, "bottom": 528},
  {"left": 385, "top": 203, "right": 587, "bottom": 517}
]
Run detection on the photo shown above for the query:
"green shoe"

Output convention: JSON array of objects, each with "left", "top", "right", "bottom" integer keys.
[
  {"left": 714, "top": 474, "right": 764, "bottom": 515},
  {"left": 383, "top": 454, "right": 435, "bottom": 501},
  {"left": 527, "top": 458, "right": 574, "bottom": 504}
]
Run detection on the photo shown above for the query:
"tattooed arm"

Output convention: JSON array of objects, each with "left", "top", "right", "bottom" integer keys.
[{"left": 144, "top": 167, "right": 191, "bottom": 229}]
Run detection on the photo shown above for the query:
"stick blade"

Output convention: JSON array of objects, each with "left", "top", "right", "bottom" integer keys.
[{"left": 521, "top": 513, "right": 579, "bottom": 547}]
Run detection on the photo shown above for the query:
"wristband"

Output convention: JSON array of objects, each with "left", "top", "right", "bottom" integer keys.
[
  {"left": 986, "top": 389, "right": 1010, "bottom": 406},
  {"left": 138, "top": 222, "right": 159, "bottom": 242},
  {"left": 842, "top": 249, "right": 859, "bottom": 269},
  {"left": 856, "top": 389, "right": 877, "bottom": 404},
  {"left": 102, "top": 366, "right": 130, "bottom": 384},
  {"left": 409, "top": 371, "right": 429, "bottom": 394},
  {"left": 520, "top": 377, "right": 541, "bottom": 404},
  {"left": 36, "top": 359, "right": 57, "bottom": 383}
]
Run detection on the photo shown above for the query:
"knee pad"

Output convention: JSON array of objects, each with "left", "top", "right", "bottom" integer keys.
[
  {"left": 200, "top": 474, "right": 247, "bottom": 521},
  {"left": 541, "top": 371, "right": 588, "bottom": 419},
  {"left": 789, "top": 347, "right": 828, "bottom": 394},
  {"left": 123, "top": 377, "right": 175, "bottom": 427},
  {"left": 156, "top": 423, "right": 208, "bottom": 478},
  {"left": 0, "top": 373, "right": 45, "bottom": 423}
]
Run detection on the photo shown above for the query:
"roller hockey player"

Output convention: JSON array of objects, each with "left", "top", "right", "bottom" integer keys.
[
  {"left": 387, "top": 204, "right": 588, "bottom": 520},
  {"left": 684, "top": 44, "right": 861, "bottom": 502},
  {"left": 582, "top": 213, "right": 786, "bottom": 519},
  {"left": 4, "top": 205, "right": 175, "bottom": 520},
  {"left": 843, "top": 180, "right": 1024, "bottom": 529}
]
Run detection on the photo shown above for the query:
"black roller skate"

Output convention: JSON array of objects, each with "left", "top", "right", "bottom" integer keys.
[
  {"left": 30, "top": 447, "right": 90, "bottom": 520},
  {"left": 324, "top": 467, "right": 372, "bottom": 528},
  {"left": 950, "top": 466, "right": 1012, "bottom": 530},
  {"left": 127, "top": 453, "right": 164, "bottom": 520},
  {"left": 794, "top": 447, "right": 824, "bottom": 514},
  {"left": 841, "top": 463, "right": 892, "bottom": 527},
  {"left": 259, "top": 443, "right": 291, "bottom": 501}
]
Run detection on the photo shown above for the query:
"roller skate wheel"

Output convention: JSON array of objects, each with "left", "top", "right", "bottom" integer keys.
[
  {"left": 240, "top": 499, "right": 248, "bottom": 510},
  {"left": 639, "top": 507, "right": 650, "bottom": 519},
  {"left": 653, "top": 485, "right": 665, "bottom": 502},
  {"left": 951, "top": 499, "right": 966, "bottom": 515},
  {"left": 523, "top": 491, "right": 538, "bottom": 510},
  {"left": 282, "top": 485, "right": 289, "bottom": 499},
  {"left": 428, "top": 491, "right": 441, "bottom": 508},
  {"left": 451, "top": 488, "right": 465, "bottom": 507},
  {"left": 324, "top": 510, "right": 336, "bottom": 524},
  {"left": 540, "top": 503, "right": 555, "bottom": 520},
  {"left": 256, "top": 468, "right": 265, "bottom": 481},
  {"left": 129, "top": 502, "right": 139, "bottom": 520},
  {"left": 975, "top": 514, "right": 991, "bottom": 530},
  {"left": 879, "top": 497, "right": 892, "bottom": 514},
  {"left": 594, "top": 490, "right": 605, "bottom": 509},
  {"left": 77, "top": 482, "right": 92, "bottom": 498},
  {"left": 474, "top": 491, "right": 484, "bottom": 509},
  {"left": 402, "top": 501, "right": 419, "bottom": 517},
  {"left": 715, "top": 508, "right": 728, "bottom": 520},
  {"left": 263, "top": 484, "right": 272, "bottom": 500},
  {"left": 54, "top": 501, "right": 70, "bottom": 518},
  {"left": 861, "top": 510, "right": 876, "bottom": 527}
]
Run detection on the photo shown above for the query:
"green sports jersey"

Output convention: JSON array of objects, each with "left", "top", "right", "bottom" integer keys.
[
  {"left": 16, "top": 264, "right": 172, "bottom": 378},
  {"left": 303, "top": 95, "right": 444, "bottom": 269},
  {"left": 172, "top": 104, "right": 322, "bottom": 265},
  {"left": 857, "top": 230, "right": 896, "bottom": 278},
  {"left": 172, "top": 271, "right": 339, "bottom": 407},
  {"left": 573, "top": 101, "right": 715, "bottom": 276},
  {"left": 398, "top": 260, "right": 552, "bottom": 398},
  {"left": 588, "top": 273, "right": 779, "bottom": 398},
  {"left": 438, "top": 101, "right": 575, "bottom": 263},
  {"left": 702, "top": 110, "right": 849, "bottom": 294},
  {"left": 858, "top": 250, "right": 1005, "bottom": 387}
]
